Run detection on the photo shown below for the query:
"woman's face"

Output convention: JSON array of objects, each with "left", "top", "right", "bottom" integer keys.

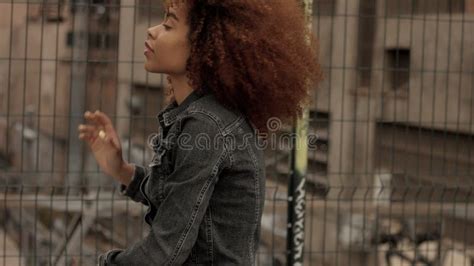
[{"left": 144, "top": 4, "right": 190, "bottom": 74}]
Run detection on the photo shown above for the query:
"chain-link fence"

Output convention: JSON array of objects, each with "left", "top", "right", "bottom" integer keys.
[{"left": 0, "top": 0, "right": 474, "bottom": 265}]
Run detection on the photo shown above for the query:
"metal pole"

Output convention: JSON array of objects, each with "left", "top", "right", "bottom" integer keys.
[
  {"left": 286, "top": 0, "right": 313, "bottom": 265},
  {"left": 68, "top": 0, "right": 88, "bottom": 192}
]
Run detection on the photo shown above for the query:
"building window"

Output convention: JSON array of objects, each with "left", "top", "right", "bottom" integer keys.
[
  {"left": 66, "top": 31, "right": 118, "bottom": 49},
  {"left": 70, "top": 0, "right": 114, "bottom": 17},
  {"left": 386, "top": 49, "right": 410, "bottom": 92},
  {"left": 28, "top": 0, "right": 65, "bottom": 22},
  {"left": 357, "top": 0, "right": 377, "bottom": 87},
  {"left": 313, "top": 0, "right": 336, "bottom": 16},
  {"left": 386, "top": 0, "right": 466, "bottom": 16},
  {"left": 137, "top": 0, "right": 165, "bottom": 21}
]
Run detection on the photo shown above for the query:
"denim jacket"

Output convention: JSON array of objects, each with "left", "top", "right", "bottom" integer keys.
[{"left": 98, "top": 90, "right": 266, "bottom": 265}]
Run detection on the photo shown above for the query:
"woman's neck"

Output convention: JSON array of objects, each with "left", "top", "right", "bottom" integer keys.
[{"left": 168, "top": 74, "right": 194, "bottom": 105}]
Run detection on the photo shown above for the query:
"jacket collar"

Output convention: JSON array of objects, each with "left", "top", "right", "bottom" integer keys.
[{"left": 157, "top": 89, "right": 205, "bottom": 128}]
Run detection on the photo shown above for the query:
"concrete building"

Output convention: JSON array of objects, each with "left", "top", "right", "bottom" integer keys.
[
  {"left": 0, "top": 0, "right": 121, "bottom": 188},
  {"left": 290, "top": 0, "right": 474, "bottom": 265}
]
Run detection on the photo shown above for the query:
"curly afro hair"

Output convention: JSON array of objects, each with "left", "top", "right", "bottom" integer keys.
[{"left": 163, "top": 0, "right": 323, "bottom": 134}]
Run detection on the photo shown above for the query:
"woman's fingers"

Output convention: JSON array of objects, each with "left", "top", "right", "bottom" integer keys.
[
  {"left": 78, "top": 124, "right": 98, "bottom": 135},
  {"left": 79, "top": 128, "right": 111, "bottom": 151},
  {"left": 84, "top": 110, "right": 109, "bottom": 128},
  {"left": 84, "top": 111, "right": 96, "bottom": 122},
  {"left": 92, "top": 110, "right": 113, "bottom": 128},
  {"left": 78, "top": 132, "right": 94, "bottom": 144},
  {"left": 81, "top": 110, "right": 121, "bottom": 150},
  {"left": 89, "top": 110, "right": 121, "bottom": 147},
  {"left": 84, "top": 111, "right": 117, "bottom": 136}
]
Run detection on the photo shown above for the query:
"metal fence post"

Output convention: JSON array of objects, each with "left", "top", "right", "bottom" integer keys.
[
  {"left": 286, "top": 0, "right": 313, "bottom": 265},
  {"left": 68, "top": 0, "right": 88, "bottom": 191}
]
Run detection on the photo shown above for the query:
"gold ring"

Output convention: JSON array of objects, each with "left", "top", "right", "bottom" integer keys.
[{"left": 99, "top": 130, "right": 106, "bottom": 139}]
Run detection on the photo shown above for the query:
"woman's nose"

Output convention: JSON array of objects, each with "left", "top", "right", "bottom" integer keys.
[
  {"left": 147, "top": 26, "right": 159, "bottom": 39},
  {"left": 147, "top": 30, "right": 154, "bottom": 40}
]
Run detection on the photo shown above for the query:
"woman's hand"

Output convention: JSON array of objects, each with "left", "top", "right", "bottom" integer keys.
[{"left": 78, "top": 110, "right": 129, "bottom": 183}]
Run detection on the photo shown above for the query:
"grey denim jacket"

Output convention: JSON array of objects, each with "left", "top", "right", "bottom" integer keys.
[{"left": 98, "top": 90, "right": 266, "bottom": 265}]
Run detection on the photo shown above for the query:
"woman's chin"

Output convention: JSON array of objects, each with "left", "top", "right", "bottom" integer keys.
[
  {"left": 144, "top": 62, "right": 156, "bottom": 73},
  {"left": 143, "top": 62, "right": 163, "bottom": 73}
]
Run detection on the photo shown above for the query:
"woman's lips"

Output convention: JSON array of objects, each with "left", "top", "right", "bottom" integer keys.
[{"left": 144, "top": 41, "right": 154, "bottom": 54}]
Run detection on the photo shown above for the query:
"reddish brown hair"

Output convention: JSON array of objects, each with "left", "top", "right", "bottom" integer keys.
[{"left": 164, "top": 0, "right": 322, "bottom": 134}]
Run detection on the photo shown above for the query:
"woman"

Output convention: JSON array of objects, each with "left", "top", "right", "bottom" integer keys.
[{"left": 78, "top": 0, "right": 321, "bottom": 265}]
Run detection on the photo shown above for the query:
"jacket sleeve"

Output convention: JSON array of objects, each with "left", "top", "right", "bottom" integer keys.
[
  {"left": 118, "top": 163, "right": 150, "bottom": 206},
  {"left": 101, "top": 113, "right": 228, "bottom": 266}
]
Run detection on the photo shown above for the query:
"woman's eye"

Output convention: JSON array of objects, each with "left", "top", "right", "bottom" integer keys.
[{"left": 162, "top": 24, "right": 171, "bottom": 30}]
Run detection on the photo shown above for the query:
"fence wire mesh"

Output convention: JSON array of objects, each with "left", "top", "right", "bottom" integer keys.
[{"left": 0, "top": 0, "right": 474, "bottom": 265}]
